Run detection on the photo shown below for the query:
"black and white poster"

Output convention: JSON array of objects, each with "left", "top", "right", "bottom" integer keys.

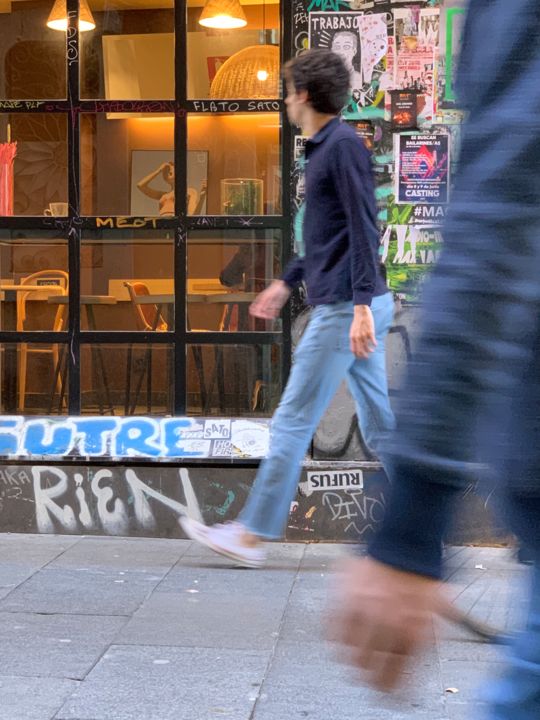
[{"left": 309, "top": 12, "right": 388, "bottom": 113}]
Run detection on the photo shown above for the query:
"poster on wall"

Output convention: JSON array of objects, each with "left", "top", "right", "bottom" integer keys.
[
  {"left": 381, "top": 223, "right": 443, "bottom": 300},
  {"left": 390, "top": 89, "right": 419, "bottom": 130},
  {"left": 396, "top": 133, "right": 450, "bottom": 204},
  {"left": 346, "top": 120, "right": 375, "bottom": 151},
  {"left": 393, "top": 7, "right": 439, "bottom": 122},
  {"left": 308, "top": 12, "right": 388, "bottom": 116}
]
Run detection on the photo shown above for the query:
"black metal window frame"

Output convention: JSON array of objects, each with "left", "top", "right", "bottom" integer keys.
[{"left": 0, "top": 0, "right": 293, "bottom": 416}]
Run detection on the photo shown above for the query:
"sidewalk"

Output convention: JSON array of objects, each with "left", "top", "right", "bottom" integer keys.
[{"left": 0, "top": 534, "right": 528, "bottom": 720}]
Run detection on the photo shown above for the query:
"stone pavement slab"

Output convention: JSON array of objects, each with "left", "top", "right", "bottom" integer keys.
[
  {"left": 54, "top": 645, "right": 269, "bottom": 720},
  {"left": 0, "top": 534, "right": 528, "bottom": 720},
  {"left": 0, "top": 611, "right": 127, "bottom": 679},
  {"left": 0, "top": 534, "right": 79, "bottom": 601},
  {"left": 0, "top": 677, "right": 78, "bottom": 720}
]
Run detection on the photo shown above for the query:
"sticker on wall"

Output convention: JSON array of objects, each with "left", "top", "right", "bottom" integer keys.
[{"left": 299, "top": 470, "right": 364, "bottom": 497}]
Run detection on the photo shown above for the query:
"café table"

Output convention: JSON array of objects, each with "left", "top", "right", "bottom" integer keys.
[{"left": 129, "top": 292, "right": 258, "bottom": 414}]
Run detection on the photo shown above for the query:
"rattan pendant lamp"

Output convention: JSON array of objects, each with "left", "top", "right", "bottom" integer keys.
[{"left": 209, "top": 0, "right": 279, "bottom": 99}]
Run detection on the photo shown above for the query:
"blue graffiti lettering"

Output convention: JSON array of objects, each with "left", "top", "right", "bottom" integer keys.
[
  {"left": 72, "top": 418, "right": 117, "bottom": 455},
  {"left": 113, "top": 418, "right": 162, "bottom": 457},
  {"left": 24, "top": 421, "right": 73, "bottom": 456}
]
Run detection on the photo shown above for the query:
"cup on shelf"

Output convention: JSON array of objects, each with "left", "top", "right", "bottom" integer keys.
[{"left": 44, "top": 202, "right": 68, "bottom": 216}]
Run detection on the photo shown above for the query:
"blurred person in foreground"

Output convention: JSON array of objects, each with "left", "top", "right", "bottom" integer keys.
[{"left": 332, "top": 2, "right": 540, "bottom": 717}]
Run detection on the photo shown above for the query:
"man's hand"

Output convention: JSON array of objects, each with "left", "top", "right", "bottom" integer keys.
[
  {"left": 250, "top": 280, "right": 291, "bottom": 319},
  {"left": 350, "top": 305, "right": 376, "bottom": 358},
  {"left": 330, "top": 556, "right": 442, "bottom": 692}
]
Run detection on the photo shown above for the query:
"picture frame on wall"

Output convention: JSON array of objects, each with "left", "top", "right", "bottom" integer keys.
[{"left": 130, "top": 150, "right": 208, "bottom": 217}]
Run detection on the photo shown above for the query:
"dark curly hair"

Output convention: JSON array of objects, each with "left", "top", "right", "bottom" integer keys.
[{"left": 283, "top": 49, "right": 351, "bottom": 115}]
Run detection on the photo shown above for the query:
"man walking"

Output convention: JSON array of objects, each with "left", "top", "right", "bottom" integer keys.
[
  {"left": 182, "top": 49, "right": 394, "bottom": 567},
  {"left": 332, "top": 1, "right": 540, "bottom": 717}
]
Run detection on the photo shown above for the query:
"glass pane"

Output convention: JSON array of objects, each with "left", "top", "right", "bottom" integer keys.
[
  {"left": 80, "top": 113, "right": 174, "bottom": 216},
  {"left": 0, "top": 1, "right": 66, "bottom": 100},
  {"left": 0, "top": 342, "right": 68, "bottom": 415},
  {"left": 0, "top": 114, "right": 68, "bottom": 216},
  {"left": 187, "top": 1, "right": 280, "bottom": 99},
  {"left": 187, "top": 113, "right": 280, "bottom": 214},
  {"left": 187, "top": 343, "right": 280, "bottom": 416},
  {"left": 187, "top": 229, "right": 281, "bottom": 331},
  {"left": 0, "top": 230, "right": 69, "bottom": 331},
  {"left": 81, "top": 0, "right": 174, "bottom": 100},
  {"left": 81, "top": 230, "right": 174, "bottom": 330},
  {"left": 81, "top": 343, "right": 173, "bottom": 415}
]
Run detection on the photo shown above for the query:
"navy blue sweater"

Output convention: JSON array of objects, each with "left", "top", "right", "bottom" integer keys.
[{"left": 282, "top": 117, "right": 387, "bottom": 306}]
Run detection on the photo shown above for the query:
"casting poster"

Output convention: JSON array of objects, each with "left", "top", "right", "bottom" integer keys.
[{"left": 396, "top": 134, "right": 450, "bottom": 204}]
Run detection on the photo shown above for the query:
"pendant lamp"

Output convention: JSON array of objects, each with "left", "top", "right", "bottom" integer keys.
[
  {"left": 47, "top": 0, "right": 96, "bottom": 32},
  {"left": 199, "top": 0, "right": 247, "bottom": 30},
  {"left": 210, "top": 44, "right": 279, "bottom": 99}
]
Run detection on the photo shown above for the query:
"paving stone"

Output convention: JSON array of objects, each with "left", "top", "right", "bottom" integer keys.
[
  {"left": 0, "top": 535, "right": 80, "bottom": 600},
  {"left": 49, "top": 536, "right": 191, "bottom": 572},
  {"left": 0, "top": 566, "right": 168, "bottom": 616},
  {"left": 54, "top": 644, "right": 268, "bottom": 720},
  {"left": 119, "top": 564, "right": 296, "bottom": 650},
  {"left": 0, "top": 612, "right": 126, "bottom": 680},
  {"left": 0, "top": 676, "right": 78, "bottom": 720}
]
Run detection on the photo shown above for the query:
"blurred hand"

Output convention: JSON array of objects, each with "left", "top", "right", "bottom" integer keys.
[
  {"left": 330, "top": 556, "right": 442, "bottom": 692},
  {"left": 350, "top": 305, "right": 376, "bottom": 358},
  {"left": 250, "top": 280, "right": 291, "bottom": 319}
]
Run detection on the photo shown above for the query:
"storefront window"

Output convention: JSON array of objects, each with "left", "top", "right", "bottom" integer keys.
[
  {"left": 0, "top": 231, "right": 69, "bottom": 332},
  {"left": 80, "top": 343, "right": 173, "bottom": 415},
  {"left": 80, "top": 230, "right": 174, "bottom": 331},
  {"left": 187, "top": 0, "right": 280, "bottom": 100},
  {"left": 187, "top": 343, "right": 280, "bottom": 416},
  {"left": 0, "top": 0, "right": 67, "bottom": 100},
  {"left": 187, "top": 113, "right": 281, "bottom": 214},
  {"left": 0, "top": 0, "right": 287, "bottom": 420},
  {"left": 187, "top": 229, "right": 281, "bottom": 331},
  {"left": 80, "top": 113, "right": 174, "bottom": 216},
  {"left": 0, "top": 114, "right": 68, "bottom": 217},
  {"left": 81, "top": 0, "right": 174, "bottom": 100},
  {"left": 0, "top": 342, "right": 69, "bottom": 415}
]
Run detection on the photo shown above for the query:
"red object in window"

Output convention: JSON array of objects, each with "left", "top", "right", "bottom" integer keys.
[
  {"left": 207, "top": 56, "right": 230, "bottom": 82},
  {"left": 0, "top": 142, "right": 17, "bottom": 216}
]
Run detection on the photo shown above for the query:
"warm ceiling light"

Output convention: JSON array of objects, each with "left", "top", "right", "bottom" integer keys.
[
  {"left": 47, "top": 0, "right": 96, "bottom": 32},
  {"left": 210, "top": 45, "right": 279, "bottom": 99},
  {"left": 199, "top": 0, "right": 247, "bottom": 30}
]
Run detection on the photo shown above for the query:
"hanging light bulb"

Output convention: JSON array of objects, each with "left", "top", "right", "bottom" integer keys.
[
  {"left": 199, "top": 0, "right": 247, "bottom": 30},
  {"left": 47, "top": 0, "right": 96, "bottom": 32},
  {"left": 257, "top": 69, "right": 269, "bottom": 81}
]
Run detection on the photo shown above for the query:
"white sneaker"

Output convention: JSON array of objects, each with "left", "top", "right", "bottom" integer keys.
[{"left": 180, "top": 517, "right": 267, "bottom": 569}]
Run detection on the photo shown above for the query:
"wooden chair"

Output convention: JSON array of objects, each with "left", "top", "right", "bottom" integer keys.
[
  {"left": 123, "top": 281, "right": 168, "bottom": 414},
  {"left": 17, "top": 270, "right": 68, "bottom": 411}
]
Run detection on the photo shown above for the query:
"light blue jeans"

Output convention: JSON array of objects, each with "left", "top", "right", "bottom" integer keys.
[{"left": 239, "top": 292, "right": 395, "bottom": 539}]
